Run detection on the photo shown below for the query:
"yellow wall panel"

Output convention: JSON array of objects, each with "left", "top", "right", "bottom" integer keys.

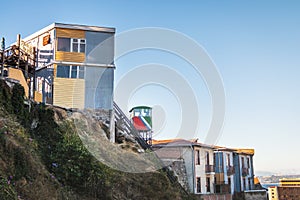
[
  {"left": 53, "top": 78, "right": 85, "bottom": 109},
  {"left": 34, "top": 91, "right": 43, "bottom": 103},
  {"left": 8, "top": 68, "right": 29, "bottom": 97},
  {"left": 55, "top": 51, "right": 85, "bottom": 63},
  {"left": 56, "top": 28, "right": 85, "bottom": 38},
  {"left": 215, "top": 173, "right": 225, "bottom": 183}
]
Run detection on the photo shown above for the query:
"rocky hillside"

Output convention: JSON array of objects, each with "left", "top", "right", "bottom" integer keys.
[{"left": 0, "top": 80, "right": 193, "bottom": 200}]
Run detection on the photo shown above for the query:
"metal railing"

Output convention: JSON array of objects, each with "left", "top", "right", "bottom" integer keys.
[
  {"left": 113, "top": 102, "right": 150, "bottom": 150},
  {"left": 205, "top": 165, "right": 215, "bottom": 173},
  {"left": 227, "top": 165, "right": 235, "bottom": 175}
]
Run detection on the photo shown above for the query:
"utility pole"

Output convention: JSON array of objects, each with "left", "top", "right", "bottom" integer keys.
[
  {"left": 1, "top": 37, "right": 5, "bottom": 78},
  {"left": 17, "top": 34, "right": 21, "bottom": 69}
]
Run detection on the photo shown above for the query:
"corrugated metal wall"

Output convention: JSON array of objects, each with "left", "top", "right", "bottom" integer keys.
[{"left": 84, "top": 31, "right": 114, "bottom": 109}]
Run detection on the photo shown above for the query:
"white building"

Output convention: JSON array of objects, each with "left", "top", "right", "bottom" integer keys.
[{"left": 152, "top": 139, "right": 215, "bottom": 194}]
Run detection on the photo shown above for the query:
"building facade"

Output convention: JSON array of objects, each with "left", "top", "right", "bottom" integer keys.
[
  {"left": 233, "top": 149, "right": 255, "bottom": 193},
  {"left": 22, "top": 23, "right": 115, "bottom": 110},
  {"left": 152, "top": 139, "right": 215, "bottom": 195},
  {"left": 214, "top": 148, "right": 235, "bottom": 194},
  {"left": 153, "top": 139, "right": 257, "bottom": 199}
]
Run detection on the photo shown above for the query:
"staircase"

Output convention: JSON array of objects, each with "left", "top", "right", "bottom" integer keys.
[
  {"left": 113, "top": 102, "right": 189, "bottom": 196},
  {"left": 113, "top": 101, "right": 151, "bottom": 150}
]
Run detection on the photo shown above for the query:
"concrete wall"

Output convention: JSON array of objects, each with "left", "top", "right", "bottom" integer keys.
[
  {"left": 182, "top": 147, "right": 194, "bottom": 193},
  {"left": 244, "top": 190, "right": 267, "bottom": 200},
  {"left": 198, "top": 194, "right": 232, "bottom": 200}
]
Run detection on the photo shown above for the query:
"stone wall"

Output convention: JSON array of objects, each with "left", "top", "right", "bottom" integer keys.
[
  {"left": 198, "top": 194, "right": 232, "bottom": 200},
  {"left": 233, "top": 190, "right": 267, "bottom": 200},
  {"left": 161, "top": 159, "right": 190, "bottom": 192}
]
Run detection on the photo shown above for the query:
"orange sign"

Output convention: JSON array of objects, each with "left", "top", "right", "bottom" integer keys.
[{"left": 43, "top": 35, "right": 50, "bottom": 46}]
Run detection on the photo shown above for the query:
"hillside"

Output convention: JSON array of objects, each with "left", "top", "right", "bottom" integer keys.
[{"left": 0, "top": 80, "right": 192, "bottom": 200}]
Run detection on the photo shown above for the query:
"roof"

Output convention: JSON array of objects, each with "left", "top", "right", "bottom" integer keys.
[
  {"left": 152, "top": 138, "right": 214, "bottom": 149},
  {"left": 153, "top": 139, "right": 255, "bottom": 155},
  {"left": 234, "top": 148, "right": 255, "bottom": 155},
  {"left": 129, "top": 106, "right": 152, "bottom": 112},
  {"left": 23, "top": 22, "right": 115, "bottom": 42},
  {"left": 214, "top": 146, "right": 236, "bottom": 152}
]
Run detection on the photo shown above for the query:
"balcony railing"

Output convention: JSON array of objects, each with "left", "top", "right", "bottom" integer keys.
[
  {"left": 205, "top": 165, "right": 215, "bottom": 173},
  {"left": 215, "top": 183, "right": 231, "bottom": 194},
  {"left": 227, "top": 166, "right": 235, "bottom": 175},
  {"left": 242, "top": 167, "right": 249, "bottom": 176}
]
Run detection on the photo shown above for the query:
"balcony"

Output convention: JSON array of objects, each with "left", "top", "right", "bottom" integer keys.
[
  {"left": 205, "top": 165, "right": 215, "bottom": 173},
  {"left": 227, "top": 166, "right": 235, "bottom": 175},
  {"left": 215, "top": 183, "right": 231, "bottom": 194},
  {"left": 242, "top": 167, "right": 249, "bottom": 176}
]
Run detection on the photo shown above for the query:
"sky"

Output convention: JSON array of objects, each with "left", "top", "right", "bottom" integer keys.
[{"left": 1, "top": 0, "right": 300, "bottom": 174}]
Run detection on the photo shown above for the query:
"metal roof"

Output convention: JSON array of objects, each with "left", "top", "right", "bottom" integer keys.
[
  {"left": 129, "top": 106, "right": 152, "bottom": 112},
  {"left": 22, "top": 22, "right": 115, "bottom": 42}
]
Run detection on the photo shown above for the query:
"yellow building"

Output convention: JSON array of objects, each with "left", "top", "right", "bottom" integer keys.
[{"left": 268, "top": 178, "right": 300, "bottom": 200}]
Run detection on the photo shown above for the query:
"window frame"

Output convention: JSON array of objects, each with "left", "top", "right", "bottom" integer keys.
[
  {"left": 195, "top": 149, "right": 200, "bottom": 165},
  {"left": 71, "top": 38, "right": 86, "bottom": 53},
  {"left": 57, "top": 37, "right": 86, "bottom": 53},
  {"left": 206, "top": 177, "right": 211, "bottom": 193},
  {"left": 56, "top": 65, "right": 85, "bottom": 79},
  {"left": 196, "top": 177, "right": 201, "bottom": 193}
]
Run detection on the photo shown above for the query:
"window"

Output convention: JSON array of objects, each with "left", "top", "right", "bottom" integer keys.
[
  {"left": 56, "top": 65, "right": 70, "bottom": 78},
  {"left": 57, "top": 37, "right": 85, "bottom": 53},
  {"left": 241, "top": 157, "right": 245, "bottom": 168},
  {"left": 206, "top": 152, "right": 210, "bottom": 165},
  {"left": 247, "top": 157, "right": 250, "bottom": 168},
  {"left": 56, "top": 65, "right": 85, "bottom": 79},
  {"left": 248, "top": 178, "right": 251, "bottom": 190},
  {"left": 206, "top": 177, "right": 210, "bottom": 193},
  {"left": 196, "top": 177, "right": 201, "bottom": 193},
  {"left": 195, "top": 150, "right": 200, "bottom": 165},
  {"left": 57, "top": 38, "right": 70, "bottom": 51},
  {"left": 243, "top": 178, "right": 246, "bottom": 191},
  {"left": 71, "top": 38, "right": 86, "bottom": 53},
  {"left": 227, "top": 153, "right": 231, "bottom": 166}
]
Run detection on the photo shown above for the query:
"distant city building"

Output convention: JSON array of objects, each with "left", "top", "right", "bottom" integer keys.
[{"left": 268, "top": 178, "right": 300, "bottom": 200}]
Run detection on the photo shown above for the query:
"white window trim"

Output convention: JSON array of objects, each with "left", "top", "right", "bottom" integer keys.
[
  {"left": 71, "top": 38, "right": 86, "bottom": 53},
  {"left": 57, "top": 65, "right": 85, "bottom": 79},
  {"left": 68, "top": 65, "right": 85, "bottom": 79}
]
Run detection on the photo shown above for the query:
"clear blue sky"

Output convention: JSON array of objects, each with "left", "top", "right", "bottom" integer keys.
[{"left": 1, "top": 0, "right": 300, "bottom": 174}]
